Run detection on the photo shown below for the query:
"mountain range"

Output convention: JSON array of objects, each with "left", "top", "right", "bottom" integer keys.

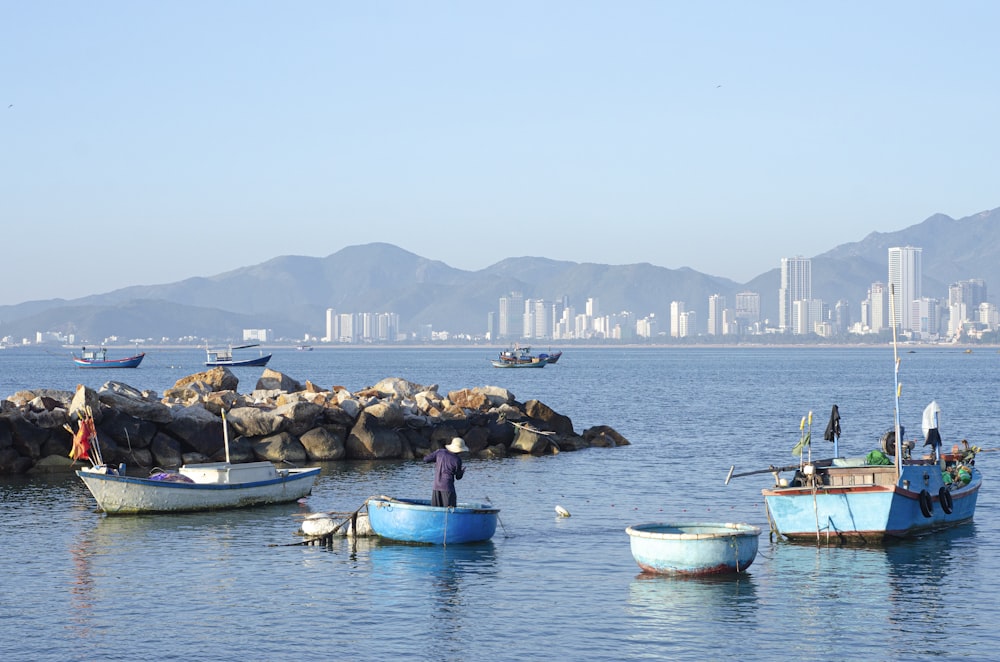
[{"left": 3, "top": 206, "right": 999, "bottom": 343}]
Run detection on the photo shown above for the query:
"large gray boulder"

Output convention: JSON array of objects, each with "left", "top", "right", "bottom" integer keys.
[
  {"left": 225, "top": 406, "right": 287, "bottom": 437},
  {"left": 272, "top": 401, "right": 325, "bottom": 437},
  {"left": 583, "top": 425, "right": 630, "bottom": 447},
  {"left": 97, "top": 391, "right": 173, "bottom": 425},
  {"left": 524, "top": 399, "right": 575, "bottom": 436},
  {"left": 299, "top": 426, "right": 346, "bottom": 461},
  {"left": 510, "top": 426, "right": 557, "bottom": 455},
  {"left": 98, "top": 408, "right": 158, "bottom": 450},
  {"left": 150, "top": 431, "right": 183, "bottom": 467},
  {"left": 255, "top": 369, "right": 303, "bottom": 393},
  {"left": 171, "top": 367, "right": 239, "bottom": 393},
  {"left": 346, "top": 411, "right": 404, "bottom": 459},
  {"left": 251, "top": 431, "right": 307, "bottom": 464},
  {"left": 164, "top": 406, "right": 225, "bottom": 457}
]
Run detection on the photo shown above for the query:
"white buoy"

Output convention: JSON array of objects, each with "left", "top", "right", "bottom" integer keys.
[{"left": 555, "top": 505, "right": 571, "bottom": 518}]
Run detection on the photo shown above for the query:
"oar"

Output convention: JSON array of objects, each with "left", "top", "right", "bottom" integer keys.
[{"left": 725, "top": 463, "right": 802, "bottom": 485}]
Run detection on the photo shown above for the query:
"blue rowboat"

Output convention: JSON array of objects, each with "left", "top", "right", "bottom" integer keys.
[
  {"left": 625, "top": 522, "right": 761, "bottom": 575},
  {"left": 366, "top": 496, "right": 499, "bottom": 544}
]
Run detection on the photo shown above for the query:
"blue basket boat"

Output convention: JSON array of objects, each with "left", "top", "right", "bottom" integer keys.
[
  {"left": 625, "top": 522, "right": 761, "bottom": 575},
  {"left": 366, "top": 496, "right": 499, "bottom": 544}
]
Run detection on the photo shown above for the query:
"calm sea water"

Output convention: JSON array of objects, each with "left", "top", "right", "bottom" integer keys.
[{"left": 1, "top": 345, "right": 998, "bottom": 661}]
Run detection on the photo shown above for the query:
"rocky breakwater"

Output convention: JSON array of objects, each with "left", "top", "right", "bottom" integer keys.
[{"left": 0, "top": 367, "right": 629, "bottom": 475}]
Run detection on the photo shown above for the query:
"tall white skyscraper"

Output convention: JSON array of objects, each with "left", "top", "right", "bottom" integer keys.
[
  {"left": 498, "top": 292, "right": 524, "bottom": 339},
  {"left": 779, "top": 257, "right": 812, "bottom": 333},
  {"left": 670, "top": 301, "right": 685, "bottom": 338},
  {"left": 707, "top": 294, "right": 725, "bottom": 335},
  {"left": 324, "top": 308, "right": 336, "bottom": 342},
  {"left": 869, "top": 282, "right": 888, "bottom": 332},
  {"left": 888, "top": 246, "right": 922, "bottom": 332}
]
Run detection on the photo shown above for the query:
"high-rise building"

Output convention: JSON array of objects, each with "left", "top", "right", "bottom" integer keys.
[
  {"left": 834, "top": 300, "right": 851, "bottom": 335},
  {"left": 498, "top": 291, "right": 524, "bottom": 339},
  {"left": 779, "top": 257, "right": 811, "bottom": 333},
  {"left": 735, "top": 292, "right": 760, "bottom": 327},
  {"left": 888, "top": 246, "right": 922, "bottom": 332},
  {"left": 707, "top": 294, "right": 725, "bottom": 335},
  {"left": 670, "top": 301, "right": 685, "bottom": 338},
  {"left": 324, "top": 308, "right": 336, "bottom": 342},
  {"left": 869, "top": 282, "right": 888, "bottom": 332}
]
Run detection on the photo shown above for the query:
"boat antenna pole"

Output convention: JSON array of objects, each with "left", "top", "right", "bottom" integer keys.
[
  {"left": 889, "top": 284, "right": 902, "bottom": 480},
  {"left": 222, "top": 408, "right": 231, "bottom": 464}
]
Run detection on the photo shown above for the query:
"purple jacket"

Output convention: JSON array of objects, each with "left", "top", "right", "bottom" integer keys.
[{"left": 424, "top": 449, "right": 464, "bottom": 492}]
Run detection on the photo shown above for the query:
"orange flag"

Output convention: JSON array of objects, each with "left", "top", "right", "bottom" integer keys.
[{"left": 69, "top": 418, "right": 93, "bottom": 462}]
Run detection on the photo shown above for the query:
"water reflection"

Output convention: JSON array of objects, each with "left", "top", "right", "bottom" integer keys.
[
  {"left": 627, "top": 571, "right": 760, "bottom": 624},
  {"left": 761, "top": 524, "right": 979, "bottom": 651},
  {"left": 311, "top": 537, "right": 498, "bottom": 656}
]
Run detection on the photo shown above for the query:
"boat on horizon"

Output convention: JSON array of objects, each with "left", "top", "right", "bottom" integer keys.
[
  {"left": 491, "top": 345, "right": 548, "bottom": 368},
  {"left": 205, "top": 343, "right": 272, "bottom": 367},
  {"left": 538, "top": 350, "right": 562, "bottom": 364},
  {"left": 72, "top": 347, "right": 145, "bottom": 368}
]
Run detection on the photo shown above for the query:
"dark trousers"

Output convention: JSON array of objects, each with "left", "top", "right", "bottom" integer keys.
[{"left": 432, "top": 490, "right": 457, "bottom": 507}]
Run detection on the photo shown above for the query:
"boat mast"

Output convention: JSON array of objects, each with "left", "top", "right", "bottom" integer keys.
[
  {"left": 889, "top": 284, "right": 902, "bottom": 479},
  {"left": 221, "top": 409, "right": 231, "bottom": 464}
]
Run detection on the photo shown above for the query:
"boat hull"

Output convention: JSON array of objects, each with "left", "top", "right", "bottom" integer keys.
[
  {"left": 490, "top": 359, "right": 546, "bottom": 368},
  {"left": 367, "top": 497, "right": 499, "bottom": 544},
  {"left": 539, "top": 351, "right": 562, "bottom": 364},
  {"left": 73, "top": 353, "right": 145, "bottom": 368},
  {"left": 205, "top": 354, "right": 272, "bottom": 367},
  {"left": 763, "top": 463, "right": 981, "bottom": 542},
  {"left": 626, "top": 522, "right": 761, "bottom": 575},
  {"left": 76, "top": 464, "right": 320, "bottom": 515}
]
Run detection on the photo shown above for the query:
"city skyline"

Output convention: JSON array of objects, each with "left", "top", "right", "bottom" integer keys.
[{"left": 4, "top": 4, "right": 1000, "bottom": 306}]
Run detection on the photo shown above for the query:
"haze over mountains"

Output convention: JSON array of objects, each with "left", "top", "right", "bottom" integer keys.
[{"left": 3, "top": 207, "right": 999, "bottom": 344}]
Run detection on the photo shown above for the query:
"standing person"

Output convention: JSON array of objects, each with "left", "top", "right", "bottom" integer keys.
[{"left": 424, "top": 437, "right": 468, "bottom": 507}]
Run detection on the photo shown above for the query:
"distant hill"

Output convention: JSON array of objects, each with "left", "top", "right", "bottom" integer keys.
[{"left": 2, "top": 208, "right": 998, "bottom": 343}]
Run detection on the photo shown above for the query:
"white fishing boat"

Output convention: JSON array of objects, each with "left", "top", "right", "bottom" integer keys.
[{"left": 75, "top": 410, "right": 319, "bottom": 515}]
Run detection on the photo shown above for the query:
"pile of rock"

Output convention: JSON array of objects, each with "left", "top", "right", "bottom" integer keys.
[{"left": 0, "top": 367, "right": 629, "bottom": 475}]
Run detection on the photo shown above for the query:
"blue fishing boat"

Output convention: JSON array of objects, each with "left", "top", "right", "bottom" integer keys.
[
  {"left": 729, "top": 284, "right": 984, "bottom": 543},
  {"left": 72, "top": 347, "right": 145, "bottom": 368},
  {"left": 366, "top": 496, "right": 499, "bottom": 544},
  {"left": 625, "top": 522, "right": 761, "bottom": 575},
  {"left": 755, "top": 444, "right": 981, "bottom": 543}
]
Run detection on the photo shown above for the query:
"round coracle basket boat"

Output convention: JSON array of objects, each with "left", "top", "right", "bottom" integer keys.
[{"left": 625, "top": 522, "right": 761, "bottom": 575}]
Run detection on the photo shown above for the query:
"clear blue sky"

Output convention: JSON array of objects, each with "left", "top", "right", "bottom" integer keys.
[{"left": 3, "top": 2, "right": 998, "bottom": 306}]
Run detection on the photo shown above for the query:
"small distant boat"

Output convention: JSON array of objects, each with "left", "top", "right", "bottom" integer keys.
[
  {"left": 366, "top": 496, "right": 499, "bottom": 544},
  {"left": 538, "top": 350, "right": 562, "bottom": 364},
  {"left": 205, "top": 343, "right": 271, "bottom": 367},
  {"left": 74, "top": 410, "right": 319, "bottom": 515},
  {"left": 296, "top": 345, "right": 313, "bottom": 351},
  {"left": 491, "top": 345, "right": 547, "bottom": 369},
  {"left": 625, "top": 522, "right": 761, "bottom": 575},
  {"left": 72, "top": 347, "right": 145, "bottom": 369}
]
